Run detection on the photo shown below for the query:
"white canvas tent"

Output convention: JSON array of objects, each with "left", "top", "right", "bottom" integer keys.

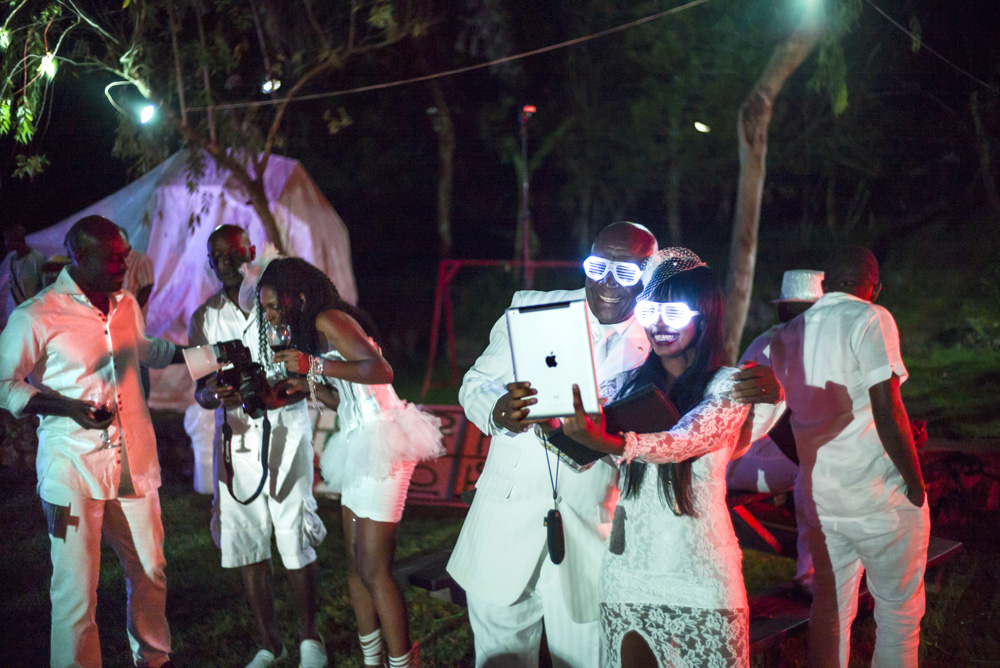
[{"left": 1, "top": 150, "right": 358, "bottom": 410}]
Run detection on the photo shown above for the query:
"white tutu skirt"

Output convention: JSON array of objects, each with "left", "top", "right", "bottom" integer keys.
[{"left": 319, "top": 402, "right": 445, "bottom": 494}]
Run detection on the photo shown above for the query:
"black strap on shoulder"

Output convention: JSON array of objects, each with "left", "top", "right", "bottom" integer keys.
[{"left": 221, "top": 409, "right": 270, "bottom": 505}]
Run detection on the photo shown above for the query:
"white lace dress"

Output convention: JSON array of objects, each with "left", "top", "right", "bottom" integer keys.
[{"left": 599, "top": 367, "right": 751, "bottom": 668}]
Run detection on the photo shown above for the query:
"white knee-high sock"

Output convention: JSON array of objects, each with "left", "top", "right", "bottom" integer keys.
[
  {"left": 359, "top": 628, "right": 383, "bottom": 667},
  {"left": 387, "top": 641, "right": 417, "bottom": 668}
]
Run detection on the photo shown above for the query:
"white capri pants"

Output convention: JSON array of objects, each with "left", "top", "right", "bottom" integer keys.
[{"left": 215, "top": 428, "right": 326, "bottom": 569}]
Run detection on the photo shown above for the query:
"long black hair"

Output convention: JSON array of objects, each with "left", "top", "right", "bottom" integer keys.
[
  {"left": 619, "top": 264, "right": 728, "bottom": 516},
  {"left": 257, "top": 257, "right": 380, "bottom": 356}
]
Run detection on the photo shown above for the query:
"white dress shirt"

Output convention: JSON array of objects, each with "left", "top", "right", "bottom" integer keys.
[
  {"left": 187, "top": 289, "right": 312, "bottom": 493},
  {"left": 765, "top": 291, "right": 910, "bottom": 520},
  {"left": 0, "top": 267, "right": 175, "bottom": 504}
]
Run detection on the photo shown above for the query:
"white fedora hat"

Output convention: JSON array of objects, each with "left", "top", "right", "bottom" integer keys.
[{"left": 771, "top": 269, "right": 824, "bottom": 303}]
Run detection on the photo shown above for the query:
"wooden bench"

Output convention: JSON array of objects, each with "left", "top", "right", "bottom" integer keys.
[
  {"left": 395, "top": 489, "right": 962, "bottom": 658},
  {"left": 748, "top": 534, "right": 963, "bottom": 654}
]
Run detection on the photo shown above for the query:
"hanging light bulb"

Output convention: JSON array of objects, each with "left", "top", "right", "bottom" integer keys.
[
  {"left": 261, "top": 77, "right": 282, "bottom": 94},
  {"left": 694, "top": 121, "right": 711, "bottom": 133},
  {"left": 139, "top": 104, "right": 156, "bottom": 124}
]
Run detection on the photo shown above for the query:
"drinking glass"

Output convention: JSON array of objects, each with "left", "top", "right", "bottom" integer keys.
[
  {"left": 267, "top": 322, "right": 292, "bottom": 352},
  {"left": 84, "top": 388, "right": 115, "bottom": 448},
  {"left": 266, "top": 322, "right": 293, "bottom": 378}
]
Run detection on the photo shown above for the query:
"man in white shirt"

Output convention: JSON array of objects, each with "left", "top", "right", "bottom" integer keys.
[
  {"left": 766, "top": 246, "right": 929, "bottom": 668},
  {"left": 0, "top": 215, "right": 181, "bottom": 668},
  {"left": 189, "top": 225, "right": 327, "bottom": 668},
  {"left": 727, "top": 269, "right": 824, "bottom": 593},
  {"left": 4, "top": 223, "right": 47, "bottom": 306},
  {"left": 449, "top": 222, "right": 786, "bottom": 668}
]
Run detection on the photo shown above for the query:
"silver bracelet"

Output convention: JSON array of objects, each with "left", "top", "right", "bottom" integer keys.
[{"left": 307, "top": 355, "right": 325, "bottom": 408}]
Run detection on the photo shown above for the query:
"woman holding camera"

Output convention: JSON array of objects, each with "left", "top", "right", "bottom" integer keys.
[
  {"left": 244, "top": 256, "right": 443, "bottom": 668},
  {"left": 560, "top": 248, "right": 757, "bottom": 668}
]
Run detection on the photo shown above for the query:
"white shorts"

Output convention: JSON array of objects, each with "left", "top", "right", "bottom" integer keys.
[
  {"left": 215, "top": 422, "right": 326, "bottom": 570},
  {"left": 341, "top": 461, "right": 417, "bottom": 523}
]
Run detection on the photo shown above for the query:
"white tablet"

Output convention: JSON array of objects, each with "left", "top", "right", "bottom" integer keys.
[{"left": 505, "top": 299, "right": 601, "bottom": 419}]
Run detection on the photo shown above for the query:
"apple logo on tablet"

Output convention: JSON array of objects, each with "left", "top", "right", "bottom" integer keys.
[{"left": 545, "top": 353, "right": 557, "bottom": 368}]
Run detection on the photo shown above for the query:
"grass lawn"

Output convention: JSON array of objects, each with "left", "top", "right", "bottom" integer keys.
[
  {"left": 3, "top": 464, "right": 998, "bottom": 668},
  {"left": 902, "top": 345, "right": 1000, "bottom": 440}
]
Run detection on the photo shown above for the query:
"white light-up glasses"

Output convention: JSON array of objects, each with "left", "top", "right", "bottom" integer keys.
[
  {"left": 634, "top": 300, "right": 699, "bottom": 328},
  {"left": 582, "top": 256, "right": 643, "bottom": 286}
]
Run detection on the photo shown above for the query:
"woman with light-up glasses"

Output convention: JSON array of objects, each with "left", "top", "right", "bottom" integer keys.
[
  {"left": 560, "top": 247, "right": 757, "bottom": 668},
  {"left": 250, "top": 257, "right": 444, "bottom": 668}
]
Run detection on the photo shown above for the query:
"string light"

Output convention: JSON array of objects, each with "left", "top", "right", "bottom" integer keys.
[
  {"left": 866, "top": 0, "right": 997, "bottom": 93},
  {"left": 187, "top": 0, "right": 716, "bottom": 113},
  {"left": 139, "top": 104, "right": 156, "bottom": 124},
  {"left": 261, "top": 77, "right": 281, "bottom": 94},
  {"left": 694, "top": 122, "right": 710, "bottom": 133}
]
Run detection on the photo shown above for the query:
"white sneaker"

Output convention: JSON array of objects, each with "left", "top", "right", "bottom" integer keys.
[
  {"left": 246, "top": 646, "right": 288, "bottom": 668},
  {"left": 298, "top": 639, "right": 328, "bottom": 668}
]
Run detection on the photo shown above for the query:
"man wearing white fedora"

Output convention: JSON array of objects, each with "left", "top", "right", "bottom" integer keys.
[{"left": 726, "top": 268, "right": 824, "bottom": 594}]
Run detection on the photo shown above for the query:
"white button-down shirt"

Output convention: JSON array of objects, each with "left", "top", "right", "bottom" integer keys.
[
  {"left": 0, "top": 267, "right": 175, "bottom": 504},
  {"left": 188, "top": 290, "right": 311, "bottom": 490},
  {"left": 765, "top": 291, "right": 909, "bottom": 520}
]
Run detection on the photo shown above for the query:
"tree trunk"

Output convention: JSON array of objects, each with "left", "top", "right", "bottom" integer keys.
[
  {"left": 429, "top": 78, "right": 456, "bottom": 258},
  {"left": 722, "top": 26, "right": 821, "bottom": 363},
  {"left": 245, "top": 177, "right": 284, "bottom": 254},
  {"left": 970, "top": 91, "right": 1000, "bottom": 217},
  {"left": 201, "top": 140, "right": 284, "bottom": 253}
]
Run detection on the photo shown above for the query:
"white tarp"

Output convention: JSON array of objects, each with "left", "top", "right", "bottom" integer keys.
[{"left": 2, "top": 150, "right": 358, "bottom": 410}]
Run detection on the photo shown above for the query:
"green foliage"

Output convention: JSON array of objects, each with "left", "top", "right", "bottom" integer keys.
[
  {"left": 808, "top": 0, "right": 863, "bottom": 116},
  {"left": 369, "top": 1, "right": 397, "bottom": 31},
  {"left": 908, "top": 15, "right": 922, "bottom": 53},
  {"left": 0, "top": 97, "right": 10, "bottom": 134},
  {"left": 812, "top": 41, "right": 849, "bottom": 115},
  {"left": 1, "top": 0, "right": 430, "bottom": 180},
  {"left": 12, "top": 152, "right": 49, "bottom": 179},
  {"left": 324, "top": 106, "right": 354, "bottom": 135}
]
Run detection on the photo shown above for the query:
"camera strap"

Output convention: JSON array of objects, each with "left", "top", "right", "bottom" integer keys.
[{"left": 222, "top": 409, "right": 271, "bottom": 505}]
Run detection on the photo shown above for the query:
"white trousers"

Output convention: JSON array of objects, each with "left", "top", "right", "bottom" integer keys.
[
  {"left": 805, "top": 500, "right": 930, "bottom": 668},
  {"left": 43, "top": 490, "right": 172, "bottom": 668},
  {"left": 467, "top": 551, "right": 600, "bottom": 668}
]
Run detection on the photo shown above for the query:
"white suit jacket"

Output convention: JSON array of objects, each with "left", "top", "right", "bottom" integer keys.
[{"left": 447, "top": 289, "right": 651, "bottom": 621}]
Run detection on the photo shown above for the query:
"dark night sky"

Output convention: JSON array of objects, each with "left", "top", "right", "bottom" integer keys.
[{"left": 3, "top": 1, "right": 999, "bottom": 286}]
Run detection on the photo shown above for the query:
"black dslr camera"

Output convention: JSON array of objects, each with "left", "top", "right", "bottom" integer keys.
[{"left": 214, "top": 340, "right": 270, "bottom": 419}]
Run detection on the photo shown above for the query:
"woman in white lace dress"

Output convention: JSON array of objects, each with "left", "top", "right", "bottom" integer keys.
[
  {"left": 562, "top": 248, "right": 754, "bottom": 668},
  {"left": 253, "top": 258, "right": 443, "bottom": 668}
]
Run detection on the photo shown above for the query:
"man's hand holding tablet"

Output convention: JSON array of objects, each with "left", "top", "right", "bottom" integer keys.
[{"left": 493, "top": 381, "right": 538, "bottom": 433}]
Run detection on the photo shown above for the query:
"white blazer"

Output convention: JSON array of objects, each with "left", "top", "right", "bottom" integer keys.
[{"left": 447, "top": 289, "right": 651, "bottom": 622}]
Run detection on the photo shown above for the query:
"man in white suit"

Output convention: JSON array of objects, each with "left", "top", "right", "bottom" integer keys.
[{"left": 449, "top": 222, "right": 784, "bottom": 668}]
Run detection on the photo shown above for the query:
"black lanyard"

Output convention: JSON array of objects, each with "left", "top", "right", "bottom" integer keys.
[
  {"left": 221, "top": 409, "right": 270, "bottom": 505},
  {"left": 544, "top": 449, "right": 565, "bottom": 564}
]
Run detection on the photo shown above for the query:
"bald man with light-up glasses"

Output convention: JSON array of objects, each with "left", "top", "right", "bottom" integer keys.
[{"left": 448, "top": 222, "right": 786, "bottom": 668}]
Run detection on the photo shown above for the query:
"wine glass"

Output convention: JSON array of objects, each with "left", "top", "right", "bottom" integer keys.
[
  {"left": 267, "top": 322, "right": 292, "bottom": 352},
  {"left": 84, "top": 387, "right": 115, "bottom": 448},
  {"left": 266, "top": 322, "right": 293, "bottom": 378}
]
